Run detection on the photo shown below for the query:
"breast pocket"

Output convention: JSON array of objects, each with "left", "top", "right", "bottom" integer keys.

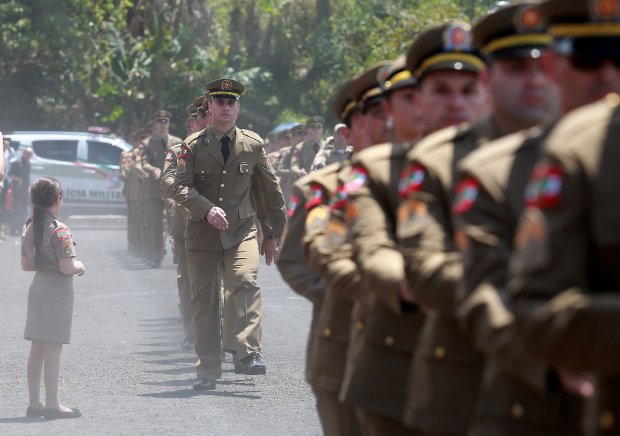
[
  {"left": 194, "top": 166, "right": 212, "bottom": 194},
  {"left": 237, "top": 161, "right": 253, "bottom": 185}
]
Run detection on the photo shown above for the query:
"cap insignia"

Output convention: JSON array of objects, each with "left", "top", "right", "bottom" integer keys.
[
  {"left": 221, "top": 79, "right": 233, "bottom": 91},
  {"left": 590, "top": 0, "right": 620, "bottom": 21},
  {"left": 443, "top": 23, "right": 473, "bottom": 51}
]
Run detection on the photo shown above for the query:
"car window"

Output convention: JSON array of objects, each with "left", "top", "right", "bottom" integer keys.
[
  {"left": 87, "top": 140, "right": 122, "bottom": 166},
  {"left": 32, "top": 140, "right": 78, "bottom": 162}
]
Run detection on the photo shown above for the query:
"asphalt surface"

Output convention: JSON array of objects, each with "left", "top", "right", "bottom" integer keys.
[{"left": 0, "top": 219, "right": 321, "bottom": 435}]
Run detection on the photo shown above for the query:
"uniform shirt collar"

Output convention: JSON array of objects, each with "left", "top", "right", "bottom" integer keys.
[{"left": 212, "top": 126, "right": 236, "bottom": 143}]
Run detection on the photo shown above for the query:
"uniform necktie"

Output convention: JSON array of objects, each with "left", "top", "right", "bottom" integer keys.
[{"left": 221, "top": 136, "right": 231, "bottom": 163}]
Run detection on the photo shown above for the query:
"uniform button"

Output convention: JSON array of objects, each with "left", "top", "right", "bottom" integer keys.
[
  {"left": 600, "top": 410, "right": 615, "bottom": 430},
  {"left": 220, "top": 184, "right": 224, "bottom": 187},
  {"left": 511, "top": 403, "right": 524, "bottom": 419},
  {"left": 219, "top": 198, "right": 223, "bottom": 202},
  {"left": 434, "top": 346, "right": 446, "bottom": 360},
  {"left": 384, "top": 335, "right": 394, "bottom": 346},
  {"left": 201, "top": 170, "right": 205, "bottom": 174},
  {"left": 223, "top": 170, "right": 227, "bottom": 174},
  {"left": 323, "top": 328, "right": 331, "bottom": 337},
  {"left": 355, "top": 322, "right": 364, "bottom": 331}
]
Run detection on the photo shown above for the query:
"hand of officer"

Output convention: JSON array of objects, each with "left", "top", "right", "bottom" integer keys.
[
  {"left": 152, "top": 168, "right": 162, "bottom": 180},
  {"left": 559, "top": 370, "right": 595, "bottom": 398},
  {"left": 206, "top": 207, "right": 229, "bottom": 230},
  {"left": 261, "top": 238, "right": 280, "bottom": 266}
]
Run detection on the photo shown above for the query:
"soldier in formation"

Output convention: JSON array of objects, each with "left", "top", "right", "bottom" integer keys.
[{"left": 277, "top": 0, "right": 620, "bottom": 434}]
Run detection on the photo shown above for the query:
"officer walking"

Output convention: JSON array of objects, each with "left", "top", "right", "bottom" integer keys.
[{"left": 172, "top": 78, "right": 286, "bottom": 391}]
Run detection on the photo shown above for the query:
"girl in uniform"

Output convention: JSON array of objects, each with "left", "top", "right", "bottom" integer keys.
[{"left": 21, "top": 176, "right": 85, "bottom": 419}]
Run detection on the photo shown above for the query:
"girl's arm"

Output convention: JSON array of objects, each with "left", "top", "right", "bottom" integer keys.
[{"left": 59, "top": 258, "right": 85, "bottom": 276}]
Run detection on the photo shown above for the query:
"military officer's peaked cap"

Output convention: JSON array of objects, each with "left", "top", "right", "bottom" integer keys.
[
  {"left": 206, "top": 78, "right": 246, "bottom": 100},
  {"left": 152, "top": 110, "right": 172, "bottom": 121},
  {"left": 349, "top": 61, "right": 391, "bottom": 109},
  {"left": 185, "top": 95, "right": 204, "bottom": 116},
  {"left": 379, "top": 55, "right": 417, "bottom": 93},
  {"left": 474, "top": 2, "right": 551, "bottom": 59},
  {"left": 539, "top": 0, "right": 620, "bottom": 55},
  {"left": 540, "top": 0, "right": 620, "bottom": 37},
  {"left": 306, "top": 116, "right": 324, "bottom": 126},
  {"left": 406, "top": 22, "right": 485, "bottom": 79},
  {"left": 291, "top": 124, "right": 308, "bottom": 135},
  {"left": 332, "top": 80, "right": 357, "bottom": 122}
]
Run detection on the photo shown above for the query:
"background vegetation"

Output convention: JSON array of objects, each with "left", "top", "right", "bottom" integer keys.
[{"left": 0, "top": 0, "right": 500, "bottom": 139}]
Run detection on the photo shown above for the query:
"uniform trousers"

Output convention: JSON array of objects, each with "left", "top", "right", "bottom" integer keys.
[
  {"left": 187, "top": 235, "right": 262, "bottom": 379},
  {"left": 145, "top": 198, "right": 164, "bottom": 262},
  {"left": 172, "top": 237, "right": 192, "bottom": 339}
]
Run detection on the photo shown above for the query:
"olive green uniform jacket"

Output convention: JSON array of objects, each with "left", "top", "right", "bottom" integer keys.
[
  {"left": 454, "top": 125, "right": 587, "bottom": 436},
  {"left": 509, "top": 95, "right": 620, "bottom": 436},
  {"left": 397, "top": 119, "right": 502, "bottom": 434}
]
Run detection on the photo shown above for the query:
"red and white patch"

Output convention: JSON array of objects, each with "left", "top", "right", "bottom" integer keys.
[
  {"left": 398, "top": 164, "right": 426, "bottom": 199},
  {"left": 452, "top": 177, "right": 480, "bottom": 215},
  {"left": 525, "top": 163, "right": 563, "bottom": 209}
]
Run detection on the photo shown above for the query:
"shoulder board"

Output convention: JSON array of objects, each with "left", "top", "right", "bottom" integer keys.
[
  {"left": 412, "top": 125, "right": 461, "bottom": 158},
  {"left": 241, "top": 129, "right": 263, "bottom": 143},
  {"left": 185, "top": 130, "right": 205, "bottom": 145}
]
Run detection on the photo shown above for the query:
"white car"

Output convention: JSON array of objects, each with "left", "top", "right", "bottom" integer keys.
[{"left": 5, "top": 130, "right": 132, "bottom": 215}]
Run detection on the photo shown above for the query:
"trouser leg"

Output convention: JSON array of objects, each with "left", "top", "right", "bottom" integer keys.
[
  {"left": 222, "top": 236, "right": 262, "bottom": 359},
  {"left": 172, "top": 237, "right": 192, "bottom": 338},
  {"left": 186, "top": 248, "right": 223, "bottom": 379}
]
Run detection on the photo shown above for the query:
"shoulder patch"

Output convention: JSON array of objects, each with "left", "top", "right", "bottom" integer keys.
[
  {"left": 342, "top": 165, "right": 368, "bottom": 193},
  {"left": 399, "top": 163, "right": 426, "bottom": 199},
  {"left": 524, "top": 163, "right": 563, "bottom": 209},
  {"left": 305, "top": 183, "right": 324, "bottom": 210},
  {"left": 287, "top": 194, "right": 300, "bottom": 218},
  {"left": 177, "top": 144, "right": 191, "bottom": 160},
  {"left": 305, "top": 205, "right": 330, "bottom": 234},
  {"left": 54, "top": 225, "right": 72, "bottom": 240},
  {"left": 453, "top": 177, "right": 480, "bottom": 215}
]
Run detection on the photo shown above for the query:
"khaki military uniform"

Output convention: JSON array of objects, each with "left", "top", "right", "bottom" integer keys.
[
  {"left": 333, "top": 143, "right": 425, "bottom": 436},
  {"left": 289, "top": 139, "right": 323, "bottom": 178},
  {"left": 277, "top": 164, "right": 361, "bottom": 435},
  {"left": 132, "top": 144, "right": 148, "bottom": 258},
  {"left": 172, "top": 125, "right": 286, "bottom": 379},
  {"left": 276, "top": 145, "right": 295, "bottom": 201},
  {"left": 140, "top": 134, "right": 182, "bottom": 263},
  {"left": 161, "top": 143, "right": 193, "bottom": 340},
  {"left": 453, "top": 124, "right": 587, "bottom": 435},
  {"left": 299, "top": 161, "right": 366, "bottom": 435},
  {"left": 510, "top": 95, "right": 620, "bottom": 436},
  {"left": 396, "top": 119, "right": 502, "bottom": 435},
  {"left": 119, "top": 149, "right": 138, "bottom": 253}
]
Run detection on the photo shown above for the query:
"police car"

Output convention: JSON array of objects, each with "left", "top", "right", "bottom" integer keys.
[{"left": 5, "top": 128, "right": 132, "bottom": 215}]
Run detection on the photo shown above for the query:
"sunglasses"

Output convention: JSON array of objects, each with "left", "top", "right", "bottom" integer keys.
[
  {"left": 307, "top": 123, "right": 322, "bottom": 129},
  {"left": 569, "top": 51, "right": 620, "bottom": 71}
]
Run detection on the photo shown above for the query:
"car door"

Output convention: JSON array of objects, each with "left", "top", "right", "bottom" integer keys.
[
  {"left": 29, "top": 138, "right": 87, "bottom": 209},
  {"left": 80, "top": 139, "right": 126, "bottom": 211}
]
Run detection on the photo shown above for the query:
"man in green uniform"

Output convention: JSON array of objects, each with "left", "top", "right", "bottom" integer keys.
[
  {"left": 289, "top": 116, "right": 325, "bottom": 179},
  {"left": 335, "top": 23, "right": 486, "bottom": 435},
  {"left": 450, "top": 1, "right": 620, "bottom": 433},
  {"left": 140, "top": 110, "right": 182, "bottom": 268},
  {"left": 277, "top": 79, "right": 361, "bottom": 435},
  {"left": 172, "top": 78, "right": 286, "bottom": 390}
]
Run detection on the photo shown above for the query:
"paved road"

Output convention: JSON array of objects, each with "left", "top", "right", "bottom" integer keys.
[{"left": 0, "top": 221, "right": 321, "bottom": 435}]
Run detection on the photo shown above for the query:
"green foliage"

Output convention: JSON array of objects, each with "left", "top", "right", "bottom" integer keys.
[{"left": 0, "top": 0, "right": 503, "bottom": 138}]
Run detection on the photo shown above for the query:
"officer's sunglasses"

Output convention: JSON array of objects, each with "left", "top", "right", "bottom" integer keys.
[
  {"left": 307, "top": 123, "right": 322, "bottom": 129},
  {"left": 569, "top": 51, "right": 620, "bottom": 71}
]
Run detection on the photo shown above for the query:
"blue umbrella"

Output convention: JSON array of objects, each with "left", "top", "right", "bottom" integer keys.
[{"left": 267, "top": 121, "right": 299, "bottom": 136}]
